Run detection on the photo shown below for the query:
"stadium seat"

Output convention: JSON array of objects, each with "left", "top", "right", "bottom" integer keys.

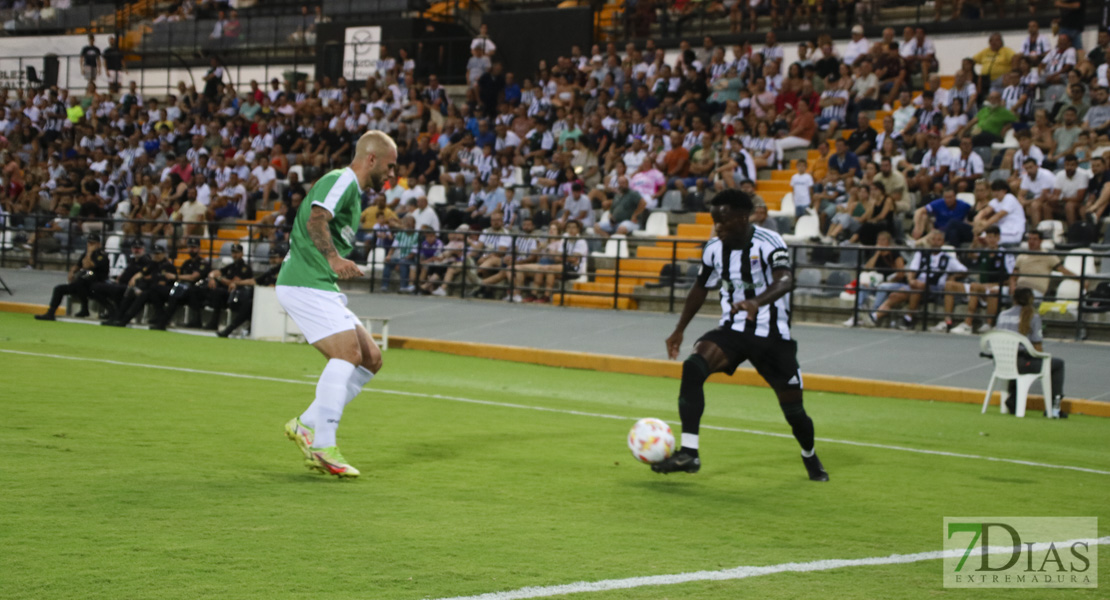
[
  {"left": 991, "top": 129, "right": 1018, "bottom": 151},
  {"left": 979, "top": 330, "right": 1053, "bottom": 418},
  {"left": 823, "top": 270, "right": 852, "bottom": 298},
  {"left": 956, "top": 192, "right": 975, "bottom": 206},
  {"left": 795, "top": 268, "right": 821, "bottom": 295},
  {"left": 1037, "top": 220, "right": 1065, "bottom": 245},
  {"left": 632, "top": 212, "right": 669, "bottom": 237},
  {"left": 288, "top": 165, "right": 305, "bottom": 182},
  {"left": 590, "top": 234, "right": 629, "bottom": 259},
  {"left": 428, "top": 185, "right": 447, "bottom": 206},
  {"left": 783, "top": 212, "right": 819, "bottom": 243},
  {"left": 660, "top": 190, "right": 684, "bottom": 212}
]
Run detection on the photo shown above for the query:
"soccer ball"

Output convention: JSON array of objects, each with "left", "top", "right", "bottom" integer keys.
[{"left": 627, "top": 418, "right": 675, "bottom": 464}]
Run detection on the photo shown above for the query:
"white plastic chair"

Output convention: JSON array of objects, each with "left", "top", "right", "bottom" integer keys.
[
  {"left": 768, "top": 192, "right": 795, "bottom": 220},
  {"left": 632, "top": 212, "right": 669, "bottom": 237},
  {"left": 783, "top": 212, "right": 819, "bottom": 243},
  {"left": 1037, "top": 220, "right": 1065, "bottom": 245},
  {"left": 591, "top": 233, "right": 629, "bottom": 258},
  {"left": 979, "top": 330, "right": 1052, "bottom": 418},
  {"left": 287, "top": 165, "right": 305, "bottom": 182},
  {"left": 956, "top": 192, "right": 975, "bottom": 206},
  {"left": 427, "top": 185, "right": 447, "bottom": 206},
  {"left": 990, "top": 129, "right": 1018, "bottom": 151}
]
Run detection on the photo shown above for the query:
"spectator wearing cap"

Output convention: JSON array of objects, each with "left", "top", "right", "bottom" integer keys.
[
  {"left": 151, "top": 238, "right": 210, "bottom": 330},
  {"left": 218, "top": 247, "right": 284, "bottom": 338},
  {"left": 105, "top": 243, "right": 177, "bottom": 327},
  {"left": 200, "top": 243, "right": 253, "bottom": 331},
  {"left": 844, "top": 25, "right": 871, "bottom": 67},
  {"left": 35, "top": 233, "right": 109, "bottom": 321},
  {"left": 90, "top": 239, "right": 150, "bottom": 319}
]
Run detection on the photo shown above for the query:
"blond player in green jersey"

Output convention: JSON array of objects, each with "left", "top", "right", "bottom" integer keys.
[{"left": 278, "top": 131, "right": 397, "bottom": 477}]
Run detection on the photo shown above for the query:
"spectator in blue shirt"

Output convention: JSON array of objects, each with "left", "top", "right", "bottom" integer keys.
[
  {"left": 503, "top": 72, "right": 521, "bottom": 105},
  {"left": 826, "top": 138, "right": 860, "bottom": 184},
  {"left": 912, "top": 188, "right": 971, "bottom": 243}
]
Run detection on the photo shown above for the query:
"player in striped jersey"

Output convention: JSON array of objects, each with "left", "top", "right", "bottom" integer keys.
[{"left": 654, "top": 190, "right": 828, "bottom": 481}]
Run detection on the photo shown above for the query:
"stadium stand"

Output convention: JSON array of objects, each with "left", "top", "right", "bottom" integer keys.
[{"left": 1, "top": 0, "right": 1108, "bottom": 338}]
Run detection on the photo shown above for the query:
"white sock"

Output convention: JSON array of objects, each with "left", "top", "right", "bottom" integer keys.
[
  {"left": 681, "top": 433, "right": 699, "bottom": 450},
  {"left": 801, "top": 447, "right": 815, "bottom": 458},
  {"left": 344, "top": 366, "right": 374, "bottom": 407},
  {"left": 301, "top": 358, "right": 356, "bottom": 449}
]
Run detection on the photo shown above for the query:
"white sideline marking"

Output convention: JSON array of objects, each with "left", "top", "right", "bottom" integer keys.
[
  {"left": 428, "top": 536, "right": 1110, "bottom": 600},
  {"left": 2, "top": 349, "right": 1109, "bottom": 477}
]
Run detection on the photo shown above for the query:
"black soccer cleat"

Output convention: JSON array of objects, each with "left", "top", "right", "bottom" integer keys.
[
  {"left": 33, "top": 313, "right": 56, "bottom": 321},
  {"left": 651, "top": 449, "right": 701, "bottom": 474},
  {"left": 802, "top": 452, "right": 829, "bottom": 482}
]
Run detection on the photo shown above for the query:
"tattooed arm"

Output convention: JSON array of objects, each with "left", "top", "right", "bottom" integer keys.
[{"left": 308, "top": 205, "right": 363, "bottom": 279}]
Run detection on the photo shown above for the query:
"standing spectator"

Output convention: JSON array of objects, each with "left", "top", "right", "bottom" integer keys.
[
  {"left": 790, "top": 159, "right": 814, "bottom": 218},
  {"left": 382, "top": 215, "right": 419, "bottom": 293},
  {"left": 1057, "top": 0, "right": 1086, "bottom": 51},
  {"left": 102, "top": 36, "right": 125, "bottom": 91},
  {"left": 471, "top": 23, "right": 496, "bottom": 56},
  {"left": 80, "top": 34, "right": 101, "bottom": 83},
  {"left": 467, "top": 46, "right": 491, "bottom": 89}
]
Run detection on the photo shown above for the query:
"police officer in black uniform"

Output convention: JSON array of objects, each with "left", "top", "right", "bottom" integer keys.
[
  {"left": 35, "top": 233, "right": 110, "bottom": 320},
  {"left": 107, "top": 243, "right": 178, "bottom": 327},
  {"left": 151, "top": 238, "right": 211, "bottom": 330},
  {"left": 201, "top": 243, "right": 253, "bottom": 331},
  {"left": 217, "top": 247, "right": 284, "bottom": 338},
  {"left": 91, "top": 239, "right": 150, "bottom": 318}
]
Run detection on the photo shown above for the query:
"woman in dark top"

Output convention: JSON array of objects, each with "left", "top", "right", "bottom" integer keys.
[{"left": 852, "top": 182, "right": 896, "bottom": 246}]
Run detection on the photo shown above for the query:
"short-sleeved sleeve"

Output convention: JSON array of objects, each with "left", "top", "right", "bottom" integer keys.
[{"left": 697, "top": 241, "right": 721, "bottom": 289}]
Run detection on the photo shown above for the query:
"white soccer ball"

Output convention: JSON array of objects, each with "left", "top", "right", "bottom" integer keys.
[{"left": 627, "top": 418, "right": 676, "bottom": 464}]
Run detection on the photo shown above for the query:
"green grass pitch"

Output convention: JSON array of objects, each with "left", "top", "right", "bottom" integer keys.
[{"left": 1, "top": 312, "right": 1107, "bottom": 599}]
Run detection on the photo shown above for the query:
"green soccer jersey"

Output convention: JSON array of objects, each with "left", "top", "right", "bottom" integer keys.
[{"left": 276, "top": 168, "right": 363, "bottom": 292}]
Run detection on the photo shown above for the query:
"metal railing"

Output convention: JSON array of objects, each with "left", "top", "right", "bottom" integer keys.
[
  {"left": 5, "top": 214, "right": 1107, "bottom": 339},
  {"left": 598, "top": 0, "right": 1092, "bottom": 44}
]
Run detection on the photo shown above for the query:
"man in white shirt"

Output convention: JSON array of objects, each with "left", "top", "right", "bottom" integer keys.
[
  {"left": 843, "top": 25, "right": 870, "bottom": 66},
  {"left": 622, "top": 137, "right": 648, "bottom": 172},
  {"left": 248, "top": 156, "right": 277, "bottom": 206},
  {"left": 213, "top": 172, "right": 247, "bottom": 219},
  {"left": 409, "top": 195, "right": 441, "bottom": 232},
  {"left": 558, "top": 182, "right": 594, "bottom": 229},
  {"left": 1051, "top": 154, "right": 1089, "bottom": 225},
  {"left": 1016, "top": 158, "right": 1057, "bottom": 226},
  {"left": 980, "top": 180, "right": 1028, "bottom": 245},
  {"left": 194, "top": 172, "right": 213, "bottom": 207},
  {"left": 950, "top": 136, "right": 985, "bottom": 192}
]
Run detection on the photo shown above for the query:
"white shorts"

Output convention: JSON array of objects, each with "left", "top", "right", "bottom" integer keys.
[{"left": 276, "top": 285, "right": 359, "bottom": 344}]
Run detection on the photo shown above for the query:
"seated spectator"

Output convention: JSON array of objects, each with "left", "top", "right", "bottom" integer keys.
[
  {"left": 874, "top": 228, "right": 968, "bottom": 329},
  {"left": 977, "top": 180, "right": 1028, "bottom": 246},
  {"left": 842, "top": 230, "right": 907, "bottom": 327},
  {"left": 480, "top": 218, "right": 538, "bottom": 294},
  {"left": 1051, "top": 154, "right": 1088, "bottom": 225},
  {"left": 942, "top": 225, "right": 1014, "bottom": 334},
  {"left": 973, "top": 33, "right": 1017, "bottom": 92},
  {"left": 592, "top": 176, "right": 645, "bottom": 238},
  {"left": 509, "top": 219, "right": 586, "bottom": 303},
  {"left": 1009, "top": 230, "right": 1087, "bottom": 299},
  {"left": 772, "top": 100, "right": 816, "bottom": 160},
  {"left": 1013, "top": 157, "right": 1057, "bottom": 226},
  {"left": 381, "top": 215, "right": 419, "bottom": 293},
  {"left": 995, "top": 287, "right": 1068, "bottom": 417},
  {"left": 914, "top": 187, "right": 972, "bottom": 245}
]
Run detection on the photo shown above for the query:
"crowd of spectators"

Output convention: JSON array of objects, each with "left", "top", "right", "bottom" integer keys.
[{"left": 4, "top": 8, "right": 1108, "bottom": 328}]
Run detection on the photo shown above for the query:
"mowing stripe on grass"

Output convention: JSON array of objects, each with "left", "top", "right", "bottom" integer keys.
[
  {"left": 428, "top": 536, "right": 1110, "bottom": 600},
  {"left": 3, "top": 348, "right": 1109, "bottom": 477}
]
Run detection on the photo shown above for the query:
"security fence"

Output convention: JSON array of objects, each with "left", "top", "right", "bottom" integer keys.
[{"left": 4, "top": 214, "right": 1108, "bottom": 340}]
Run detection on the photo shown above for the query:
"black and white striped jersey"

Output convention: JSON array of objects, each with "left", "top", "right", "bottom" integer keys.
[{"left": 697, "top": 226, "right": 793, "bottom": 339}]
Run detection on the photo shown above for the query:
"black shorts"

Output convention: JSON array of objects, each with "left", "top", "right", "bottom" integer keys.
[{"left": 696, "top": 327, "right": 803, "bottom": 390}]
